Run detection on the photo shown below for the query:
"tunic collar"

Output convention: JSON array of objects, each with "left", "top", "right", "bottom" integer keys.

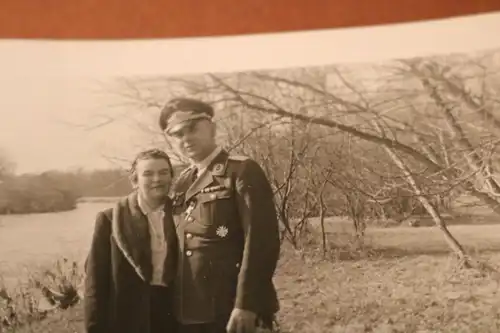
[{"left": 192, "top": 145, "right": 222, "bottom": 175}]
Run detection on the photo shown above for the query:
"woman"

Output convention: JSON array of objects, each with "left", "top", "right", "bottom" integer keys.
[{"left": 83, "top": 149, "right": 178, "bottom": 333}]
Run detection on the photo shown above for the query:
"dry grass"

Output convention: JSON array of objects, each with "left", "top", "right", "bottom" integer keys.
[
  {"left": 3, "top": 221, "right": 500, "bottom": 333},
  {"left": 314, "top": 216, "right": 500, "bottom": 255},
  {"left": 275, "top": 245, "right": 500, "bottom": 332}
]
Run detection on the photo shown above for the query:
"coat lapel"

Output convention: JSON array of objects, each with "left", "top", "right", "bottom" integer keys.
[
  {"left": 184, "top": 150, "right": 229, "bottom": 202},
  {"left": 111, "top": 192, "right": 152, "bottom": 282},
  {"left": 185, "top": 170, "right": 215, "bottom": 202}
]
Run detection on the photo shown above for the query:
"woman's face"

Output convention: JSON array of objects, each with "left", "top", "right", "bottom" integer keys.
[{"left": 132, "top": 158, "right": 173, "bottom": 202}]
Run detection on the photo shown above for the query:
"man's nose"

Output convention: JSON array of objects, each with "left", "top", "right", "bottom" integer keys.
[{"left": 182, "top": 139, "right": 195, "bottom": 147}]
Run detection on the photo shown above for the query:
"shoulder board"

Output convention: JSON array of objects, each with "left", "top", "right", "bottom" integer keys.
[{"left": 228, "top": 155, "right": 250, "bottom": 161}]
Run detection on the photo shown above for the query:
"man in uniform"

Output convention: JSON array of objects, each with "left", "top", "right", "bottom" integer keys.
[{"left": 158, "top": 97, "right": 280, "bottom": 333}]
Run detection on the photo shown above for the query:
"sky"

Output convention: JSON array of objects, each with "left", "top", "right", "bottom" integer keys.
[
  {"left": 0, "top": 12, "right": 499, "bottom": 174},
  {"left": 0, "top": 75, "right": 153, "bottom": 173}
]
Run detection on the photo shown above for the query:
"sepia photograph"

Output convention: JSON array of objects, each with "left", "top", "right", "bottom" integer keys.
[{"left": 1, "top": 11, "right": 500, "bottom": 333}]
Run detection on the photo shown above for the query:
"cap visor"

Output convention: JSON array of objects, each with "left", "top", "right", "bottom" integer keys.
[{"left": 165, "top": 114, "right": 212, "bottom": 134}]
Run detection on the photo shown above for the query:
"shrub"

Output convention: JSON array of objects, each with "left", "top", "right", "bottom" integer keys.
[
  {"left": 0, "top": 175, "right": 78, "bottom": 215},
  {"left": 0, "top": 259, "right": 83, "bottom": 332}
]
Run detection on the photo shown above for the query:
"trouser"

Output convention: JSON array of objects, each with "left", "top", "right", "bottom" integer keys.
[
  {"left": 150, "top": 285, "right": 178, "bottom": 333},
  {"left": 177, "top": 314, "right": 274, "bottom": 333}
]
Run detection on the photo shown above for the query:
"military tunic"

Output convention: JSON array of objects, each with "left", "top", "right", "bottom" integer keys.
[{"left": 169, "top": 149, "right": 280, "bottom": 326}]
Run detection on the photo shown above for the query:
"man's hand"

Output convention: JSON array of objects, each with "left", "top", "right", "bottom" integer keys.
[{"left": 226, "top": 308, "right": 257, "bottom": 333}]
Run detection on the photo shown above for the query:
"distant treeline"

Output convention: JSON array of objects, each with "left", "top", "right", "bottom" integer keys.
[{"left": 0, "top": 165, "right": 187, "bottom": 215}]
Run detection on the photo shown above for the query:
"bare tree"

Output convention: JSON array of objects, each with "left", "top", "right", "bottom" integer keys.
[{"left": 93, "top": 48, "right": 500, "bottom": 269}]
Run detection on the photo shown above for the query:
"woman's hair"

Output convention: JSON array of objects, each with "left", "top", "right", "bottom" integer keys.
[{"left": 129, "top": 149, "right": 174, "bottom": 182}]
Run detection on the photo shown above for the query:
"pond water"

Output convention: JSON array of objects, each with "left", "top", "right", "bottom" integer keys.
[{"left": 0, "top": 201, "right": 114, "bottom": 286}]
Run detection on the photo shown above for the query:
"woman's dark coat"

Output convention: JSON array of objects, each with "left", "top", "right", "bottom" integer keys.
[{"left": 83, "top": 192, "right": 178, "bottom": 333}]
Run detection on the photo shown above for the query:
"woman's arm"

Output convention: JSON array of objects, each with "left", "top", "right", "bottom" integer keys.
[{"left": 83, "top": 211, "right": 112, "bottom": 333}]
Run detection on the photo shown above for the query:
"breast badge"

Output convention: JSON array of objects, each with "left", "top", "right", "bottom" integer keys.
[
  {"left": 213, "top": 163, "right": 223, "bottom": 173},
  {"left": 216, "top": 225, "right": 229, "bottom": 238}
]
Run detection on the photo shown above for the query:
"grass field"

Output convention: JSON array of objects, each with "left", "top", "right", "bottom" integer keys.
[{"left": 4, "top": 218, "right": 500, "bottom": 333}]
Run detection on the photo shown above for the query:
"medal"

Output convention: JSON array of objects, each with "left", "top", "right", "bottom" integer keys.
[
  {"left": 185, "top": 200, "right": 196, "bottom": 218},
  {"left": 172, "top": 192, "right": 184, "bottom": 206}
]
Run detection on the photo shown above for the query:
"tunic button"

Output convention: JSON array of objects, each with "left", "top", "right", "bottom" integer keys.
[
  {"left": 210, "top": 194, "right": 216, "bottom": 200},
  {"left": 186, "top": 233, "right": 193, "bottom": 239},
  {"left": 186, "top": 250, "right": 193, "bottom": 257}
]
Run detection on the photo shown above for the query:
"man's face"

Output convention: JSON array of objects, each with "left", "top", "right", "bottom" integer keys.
[
  {"left": 168, "top": 119, "right": 216, "bottom": 162},
  {"left": 132, "top": 158, "right": 173, "bottom": 201}
]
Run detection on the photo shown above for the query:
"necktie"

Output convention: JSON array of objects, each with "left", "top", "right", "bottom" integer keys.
[{"left": 191, "top": 167, "right": 198, "bottom": 182}]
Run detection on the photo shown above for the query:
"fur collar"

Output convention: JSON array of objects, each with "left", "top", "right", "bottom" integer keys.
[{"left": 111, "top": 192, "right": 154, "bottom": 282}]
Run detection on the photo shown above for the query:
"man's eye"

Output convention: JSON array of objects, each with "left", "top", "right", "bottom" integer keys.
[{"left": 187, "top": 123, "right": 198, "bottom": 132}]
